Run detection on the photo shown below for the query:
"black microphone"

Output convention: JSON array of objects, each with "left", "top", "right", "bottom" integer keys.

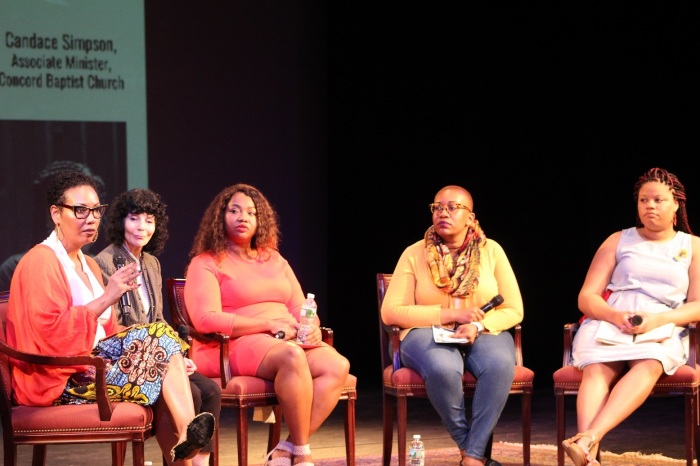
[
  {"left": 178, "top": 325, "right": 190, "bottom": 356},
  {"left": 481, "top": 294, "right": 504, "bottom": 312},
  {"left": 113, "top": 253, "right": 132, "bottom": 315},
  {"left": 178, "top": 324, "right": 190, "bottom": 341},
  {"left": 629, "top": 315, "right": 643, "bottom": 326}
]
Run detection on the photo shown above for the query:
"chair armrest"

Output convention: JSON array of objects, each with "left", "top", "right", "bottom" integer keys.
[
  {"left": 0, "top": 339, "right": 114, "bottom": 421},
  {"left": 186, "top": 330, "right": 231, "bottom": 387},
  {"left": 513, "top": 324, "right": 524, "bottom": 366},
  {"left": 687, "top": 321, "right": 699, "bottom": 368},
  {"left": 390, "top": 326, "right": 401, "bottom": 371},
  {"left": 562, "top": 322, "right": 579, "bottom": 367}
]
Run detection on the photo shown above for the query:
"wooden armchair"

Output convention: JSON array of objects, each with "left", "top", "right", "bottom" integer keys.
[
  {"left": 0, "top": 290, "right": 154, "bottom": 466},
  {"left": 165, "top": 278, "right": 357, "bottom": 466},
  {"left": 376, "top": 273, "right": 534, "bottom": 466},
  {"left": 553, "top": 320, "right": 700, "bottom": 466}
]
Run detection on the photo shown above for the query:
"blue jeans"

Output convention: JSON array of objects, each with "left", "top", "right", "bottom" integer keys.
[{"left": 399, "top": 327, "right": 515, "bottom": 460}]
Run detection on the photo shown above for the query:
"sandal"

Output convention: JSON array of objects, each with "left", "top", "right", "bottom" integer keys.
[
  {"left": 265, "top": 440, "right": 293, "bottom": 466},
  {"left": 292, "top": 444, "right": 314, "bottom": 466},
  {"left": 562, "top": 433, "right": 600, "bottom": 466}
]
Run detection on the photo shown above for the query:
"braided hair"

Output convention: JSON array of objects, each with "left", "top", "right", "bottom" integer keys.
[{"left": 633, "top": 167, "right": 693, "bottom": 235}]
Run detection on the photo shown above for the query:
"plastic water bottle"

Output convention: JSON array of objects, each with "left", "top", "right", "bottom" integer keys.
[
  {"left": 409, "top": 434, "right": 425, "bottom": 466},
  {"left": 296, "top": 293, "right": 317, "bottom": 343}
]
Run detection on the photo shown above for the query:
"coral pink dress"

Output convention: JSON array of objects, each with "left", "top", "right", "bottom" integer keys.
[{"left": 184, "top": 251, "right": 309, "bottom": 377}]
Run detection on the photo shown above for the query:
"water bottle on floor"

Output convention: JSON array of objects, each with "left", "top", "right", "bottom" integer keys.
[{"left": 409, "top": 434, "right": 425, "bottom": 466}]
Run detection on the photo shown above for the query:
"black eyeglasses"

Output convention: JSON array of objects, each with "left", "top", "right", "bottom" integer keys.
[
  {"left": 57, "top": 204, "right": 108, "bottom": 219},
  {"left": 429, "top": 202, "right": 471, "bottom": 215}
]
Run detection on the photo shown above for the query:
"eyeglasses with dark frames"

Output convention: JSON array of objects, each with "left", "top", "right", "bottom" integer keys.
[
  {"left": 57, "top": 204, "right": 108, "bottom": 219},
  {"left": 429, "top": 202, "right": 471, "bottom": 215}
]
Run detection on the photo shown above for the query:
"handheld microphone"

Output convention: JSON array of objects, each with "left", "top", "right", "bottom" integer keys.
[
  {"left": 481, "top": 294, "right": 504, "bottom": 312},
  {"left": 113, "top": 253, "right": 132, "bottom": 315},
  {"left": 629, "top": 315, "right": 643, "bottom": 326},
  {"left": 178, "top": 325, "right": 190, "bottom": 356}
]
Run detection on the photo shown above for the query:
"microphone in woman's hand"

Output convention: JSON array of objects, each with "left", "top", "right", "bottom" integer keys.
[{"left": 629, "top": 315, "right": 643, "bottom": 326}]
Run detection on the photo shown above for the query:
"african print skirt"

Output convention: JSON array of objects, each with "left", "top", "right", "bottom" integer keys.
[{"left": 56, "top": 322, "right": 188, "bottom": 406}]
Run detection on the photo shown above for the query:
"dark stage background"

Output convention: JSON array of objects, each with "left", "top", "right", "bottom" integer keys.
[{"left": 144, "top": 2, "right": 700, "bottom": 391}]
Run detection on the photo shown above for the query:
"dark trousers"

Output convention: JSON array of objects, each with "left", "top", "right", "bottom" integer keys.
[{"left": 188, "top": 371, "right": 222, "bottom": 453}]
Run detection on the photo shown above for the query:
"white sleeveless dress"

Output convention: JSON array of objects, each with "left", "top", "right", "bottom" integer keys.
[{"left": 572, "top": 227, "right": 692, "bottom": 375}]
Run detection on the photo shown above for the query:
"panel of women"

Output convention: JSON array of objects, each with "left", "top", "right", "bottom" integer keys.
[
  {"left": 5, "top": 170, "right": 214, "bottom": 464},
  {"left": 563, "top": 167, "right": 700, "bottom": 466},
  {"left": 381, "top": 185, "right": 523, "bottom": 466},
  {"left": 95, "top": 188, "right": 221, "bottom": 466},
  {"left": 183, "top": 183, "right": 350, "bottom": 466}
]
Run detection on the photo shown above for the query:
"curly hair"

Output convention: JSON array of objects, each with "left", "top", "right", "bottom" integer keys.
[
  {"left": 633, "top": 167, "right": 693, "bottom": 235},
  {"left": 46, "top": 170, "right": 102, "bottom": 207},
  {"left": 103, "top": 189, "right": 169, "bottom": 255},
  {"left": 188, "top": 183, "right": 280, "bottom": 265}
]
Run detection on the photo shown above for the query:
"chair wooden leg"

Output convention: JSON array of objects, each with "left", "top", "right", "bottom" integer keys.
[
  {"left": 522, "top": 390, "right": 532, "bottom": 466},
  {"left": 555, "top": 390, "right": 565, "bottom": 466},
  {"left": 109, "top": 443, "right": 125, "bottom": 466},
  {"left": 266, "top": 406, "right": 282, "bottom": 453},
  {"left": 131, "top": 442, "right": 145, "bottom": 466},
  {"left": 397, "top": 395, "right": 408, "bottom": 466},
  {"left": 5, "top": 443, "right": 17, "bottom": 466},
  {"left": 237, "top": 407, "right": 250, "bottom": 466},
  {"left": 31, "top": 445, "right": 47, "bottom": 466},
  {"left": 211, "top": 419, "right": 220, "bottom": 466},
  {"left": 695, "top": 391, "right": 700, "bottom": 466},
  {"left": 685, "top": 391, "right": 696, "bottom": 466},
  {"left": 382, "top": 393, "right": 394, "bottom": 466},
  {"left": 484, "top": 434, "right": 493, "bottom": 458},
  {"left": 344, "top": 396, "right": 357, "bottom": 466}
]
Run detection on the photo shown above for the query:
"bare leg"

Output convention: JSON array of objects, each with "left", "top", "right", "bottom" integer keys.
[
  {"left": 257, "top": 343, "right": 313, "bottom": 461},
  {"left": 162, "top": 354, "right": 197, "bottom": 446},
  {"left": 305, "top": 347, "right": 350, "bottom": 435},
  {"left": 576, "top": 361, "right": 624, "bottom": 433},
  {"left": 579, "top": 359, "right": 663, "bottom": 441},
  {"left": 154, "top": 389, "right": 195, "bottom": 466}
]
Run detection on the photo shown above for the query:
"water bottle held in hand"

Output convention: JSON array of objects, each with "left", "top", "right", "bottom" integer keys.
[{"left": 296, "top": 293, "right": 317, "bottom": 343}]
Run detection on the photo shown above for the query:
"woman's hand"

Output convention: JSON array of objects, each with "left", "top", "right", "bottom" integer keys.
[
  {"left": 184, "top": 357, "right": 197, "bottom": 376},
  {"left": 295, "top": 323, "right": 321, "bottom": 345},
  {"left": 452, "top": 323, "right": 478, "bottom": 343},
  {"left": 270, "top": 321, "right": 297, "bottom": 341},
  {"left": 456, "top": 305, "right": 485, "bottom": 324},
  {"left": 616, "top": 311, "right": 648, "bottom": 334},
  {"left": 105, "top": 262, "right": 141, "bottom": 304}
]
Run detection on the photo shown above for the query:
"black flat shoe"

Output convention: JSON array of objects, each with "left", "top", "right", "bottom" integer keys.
[
  {"left": 485, "top": 460, "right": 502, "bottom": 466},
  {"left": 170, "top": 412, "right": 216, "bottom": 462}
]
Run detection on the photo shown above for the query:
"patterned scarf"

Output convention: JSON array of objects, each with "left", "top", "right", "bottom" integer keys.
[{"left": 425, "top": 221, "right": 486, "bottom": 297}]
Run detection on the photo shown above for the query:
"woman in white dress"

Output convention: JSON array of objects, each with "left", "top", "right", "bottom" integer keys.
[{"left": 563, "top": 167, "right": 700, "bottom": 466}]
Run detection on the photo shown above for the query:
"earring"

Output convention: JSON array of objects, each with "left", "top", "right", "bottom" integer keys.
[
  {"left": 91, "top": 230, "right": 99, "bottom": 243},
  {"left": 55, "top": 224, "right": 61, "bottom": 240},
  {"left": 674, "top": 213, "right": 678, "bottom": 226}
]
